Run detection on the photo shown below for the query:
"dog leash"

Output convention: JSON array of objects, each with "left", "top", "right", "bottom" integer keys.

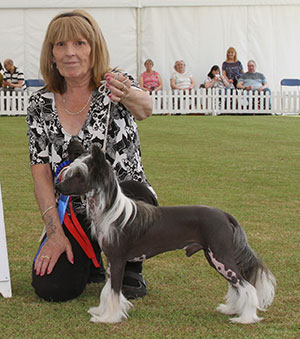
[
  {"left": 99, "top": 78, "right": 112, "bottom": 152},
  {"left": 57, "top": 85, "right": 113, "bottom": 266}
]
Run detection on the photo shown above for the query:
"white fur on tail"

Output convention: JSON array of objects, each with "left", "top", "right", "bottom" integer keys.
[
  {"left": 88, "top": 279, "right": 133, "bottom": 323},
  {"left": 255, "top": 267, "right": 276, "bottom": 310}
]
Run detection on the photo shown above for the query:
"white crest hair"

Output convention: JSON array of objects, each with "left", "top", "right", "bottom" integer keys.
[{"left": 62, "top": 155, "right": 90, "bottom": 179}]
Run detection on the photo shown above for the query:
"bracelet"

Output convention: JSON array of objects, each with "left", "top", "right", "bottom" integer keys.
[{"left": 42, "top": 205, "right": 56, "bottom": 217}]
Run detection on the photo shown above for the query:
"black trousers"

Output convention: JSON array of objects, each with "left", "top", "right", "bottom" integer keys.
[{"left": 31, "top": 180, "right": 158, "bottom": 302}]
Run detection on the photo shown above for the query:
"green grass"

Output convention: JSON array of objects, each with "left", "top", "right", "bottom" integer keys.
[{"left": 0, "top": 115, "right": 299, "bottom": 338}]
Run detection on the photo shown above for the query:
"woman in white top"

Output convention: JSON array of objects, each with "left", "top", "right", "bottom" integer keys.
[
  {"left": 205, "top": 65, "right": 231, "bottom": 90},
  {"left": 170, "top": 60, "right": 195, "bottom": 90}
]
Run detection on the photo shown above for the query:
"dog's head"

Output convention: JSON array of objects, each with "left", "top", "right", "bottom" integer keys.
[{"left": 55, "top": 140, "right": 112, "bottom": 196}]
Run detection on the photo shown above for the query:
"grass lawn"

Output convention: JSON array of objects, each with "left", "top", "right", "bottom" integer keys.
[{"left": 0, "top": 115, "right": 299, "bottom": 338}]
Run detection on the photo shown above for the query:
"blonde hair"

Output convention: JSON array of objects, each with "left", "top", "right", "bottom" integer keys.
[
  {"left": 226, "top": 47, "right": 238, "bottom": 62},
  {"left": 40, "top": 9, "right": 110, "bottom": 94}
]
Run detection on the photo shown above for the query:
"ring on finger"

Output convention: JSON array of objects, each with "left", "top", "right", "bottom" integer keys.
[
  {"left": 41, "top": 255, "right": 50, "bottom": 260},
  {"left": 121, "top": 83, "right": 126, "bottom": 91},
  {"left": 114, "top": 73, "right": 119, "bottom": 80}
]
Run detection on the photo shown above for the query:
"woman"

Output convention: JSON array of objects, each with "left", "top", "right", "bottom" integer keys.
[
  {"left": 205, "top": 65, "right": 231, "bottom": 89},
  {"left": 222, "top": 47, "right": 243, "bottom": 88},
  {"left": 27, "top": 9, "right": 158, "bottom": 302},
  {"left": 139, "top": 59, "right": 162, "bottom": 92},
  {"left": 170, "top": 60, "right": 195, "bottom": 91}
]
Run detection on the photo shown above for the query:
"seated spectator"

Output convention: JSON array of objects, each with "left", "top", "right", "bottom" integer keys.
[
  {"left": 237, "top": 60, "right": 271, "bottom": 108},
  {"left": 170, "top": 60, "right": 195, "bottom": 91},
  {"left": 2, "top": 59, "right": 26, "bottom": 91},
  {"left": 222, "top": 47, "right": 243, "bottom": 88},
  {"left": 205, "top": 65, "right": 231, "bottom": 90},
  {"left": 237, "top": 60, "right": 271, "bottom": 94},
  {"left": 139, "top": 59, "right": 163, "bottom": 93}
]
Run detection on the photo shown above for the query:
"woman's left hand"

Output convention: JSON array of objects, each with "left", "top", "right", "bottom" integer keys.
[{"left": 105, "top": 72, "right": 130, "bottom": 103}]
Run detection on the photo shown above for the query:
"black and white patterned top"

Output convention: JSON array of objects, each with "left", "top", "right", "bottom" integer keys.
[{"left": 26, "top": 74, "right": 153, "bottom": 195}]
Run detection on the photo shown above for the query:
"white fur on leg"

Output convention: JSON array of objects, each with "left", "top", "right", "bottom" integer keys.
[
  {"left": 88, "top": 279, "right": 133, "bottom": 323},
  {"left": 255, "top": 267, "right": 276, "bottom": 310},
  {"left": 228, "top": 281, "right": 263, "bottom": 324},
  {"left": 216, "top": 283, "right": 240, "bottom": 315}
]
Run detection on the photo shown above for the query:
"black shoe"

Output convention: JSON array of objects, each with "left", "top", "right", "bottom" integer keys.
[
  {"left": 87, "top": 268, "right": 106, "bottom": 284},
  {"left": 87, "top": 255, "right": 106, "bottom": 284},
  {"left": 122, "top": 271, "right": 146, "bottom": 300}
]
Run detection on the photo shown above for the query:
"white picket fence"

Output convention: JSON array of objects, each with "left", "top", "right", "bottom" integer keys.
[
  {"left": 0, "top": 90, "right": 31, "bottom": 116},
  {"left": 151, "top": 89, "right": 300, "bottom": 116},
  {"left": 0, "top": 88, "right": 299, "bottom": 116}
]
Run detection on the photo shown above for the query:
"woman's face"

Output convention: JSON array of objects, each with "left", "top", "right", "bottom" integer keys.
[
  {"left": 228, "top": 51, "right": 235, "bottom": 60},
  {"left": 145, "top": 61, "right": 153, "bottom": 71},
  {"left": 52, "top": 38, "right": 92, "bottom": 81},
  {"left": 175, "top": 61, "right": 185, "bottom": 73}
]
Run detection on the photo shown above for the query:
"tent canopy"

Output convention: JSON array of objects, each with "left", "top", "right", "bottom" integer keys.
[{"left": 1, "top": 0, "right": 299, "bottom": 91}]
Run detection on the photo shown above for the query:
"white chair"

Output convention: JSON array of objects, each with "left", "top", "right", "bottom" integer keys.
[
  {"left": 280, "top": 78, "right": 300, "bottom": 94},
  {"left": 280, "top": 79, "right": 300, "bottom": 115}
]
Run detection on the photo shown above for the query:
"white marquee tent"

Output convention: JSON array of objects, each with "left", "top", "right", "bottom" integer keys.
[{"left": 0, "top": 0, "right": 300, "bottom": 91}]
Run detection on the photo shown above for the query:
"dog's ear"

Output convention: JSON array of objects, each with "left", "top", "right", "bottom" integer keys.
[
  {"left": 68, "top": 140, "right": 86, "bottom": 162},
  {"left": 91, "top": 144, "right": 106, "bottom": 163},
  {"left": 90, "top": 144, "right": 111, "bottom": 184}
]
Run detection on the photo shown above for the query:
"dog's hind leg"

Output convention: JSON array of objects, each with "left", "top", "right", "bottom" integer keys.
[
  {"left": 216, "top": 283, "right": 240, "bottom": 316},
  {"left": 228, "top": 281, "right": 263, "bottom": 324},
  {"left": 205, "top": 249, "right": 262, "bottom": 324},
  {"left": 88, "top": 259, "right": 132, "bottom": 323}
]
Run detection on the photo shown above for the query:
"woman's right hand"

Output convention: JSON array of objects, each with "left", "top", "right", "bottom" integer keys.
[{"left": 34, "top": 232, "right": 73, "bottom": 276}]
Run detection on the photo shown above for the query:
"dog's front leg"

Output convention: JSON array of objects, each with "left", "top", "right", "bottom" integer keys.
[{"left": 88, "top": 258, "right": 133, "bottom": 323}]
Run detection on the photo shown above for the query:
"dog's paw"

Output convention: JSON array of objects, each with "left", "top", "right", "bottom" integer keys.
[
  {"left": 229, "top": 315, "right": 263, "bottom": 324},
  {"left": 88, "top": 306, "right": 101, "bottom": 317},
  {"left": 90, "top": 315, "right": 102, "bottom": 323},
  {"left": 216, "top": 303, "right": 237, "bottom": 315}
]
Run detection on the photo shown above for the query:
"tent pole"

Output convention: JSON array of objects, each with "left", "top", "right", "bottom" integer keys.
[{"left": 136, "top": 2, "right": 142, "bottom": 80}]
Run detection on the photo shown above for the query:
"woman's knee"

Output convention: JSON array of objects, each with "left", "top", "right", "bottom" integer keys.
[{"left": 32, "top": 253, "right": 90, "bottom": 302}]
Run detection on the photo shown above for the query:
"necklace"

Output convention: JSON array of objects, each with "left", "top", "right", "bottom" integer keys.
[{"left": 62, "top": 93, "right": 92, "bottom": 115}]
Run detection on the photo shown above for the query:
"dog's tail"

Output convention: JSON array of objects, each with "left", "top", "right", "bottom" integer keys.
[{"left": 227, "top": 213, "right": 276, "bottom": 310}]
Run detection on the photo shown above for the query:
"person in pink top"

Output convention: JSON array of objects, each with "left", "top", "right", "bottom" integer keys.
[{"left": 139, "top": 59, "right": 163, "bottom": 93}]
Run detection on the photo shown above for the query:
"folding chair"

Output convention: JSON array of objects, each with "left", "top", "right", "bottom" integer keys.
[
  {"left": 280, "top": 79, "right": 300, "bottom": 94},
  {"left": 280, "top": 79, "right": 300, "bottom": 115}
]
